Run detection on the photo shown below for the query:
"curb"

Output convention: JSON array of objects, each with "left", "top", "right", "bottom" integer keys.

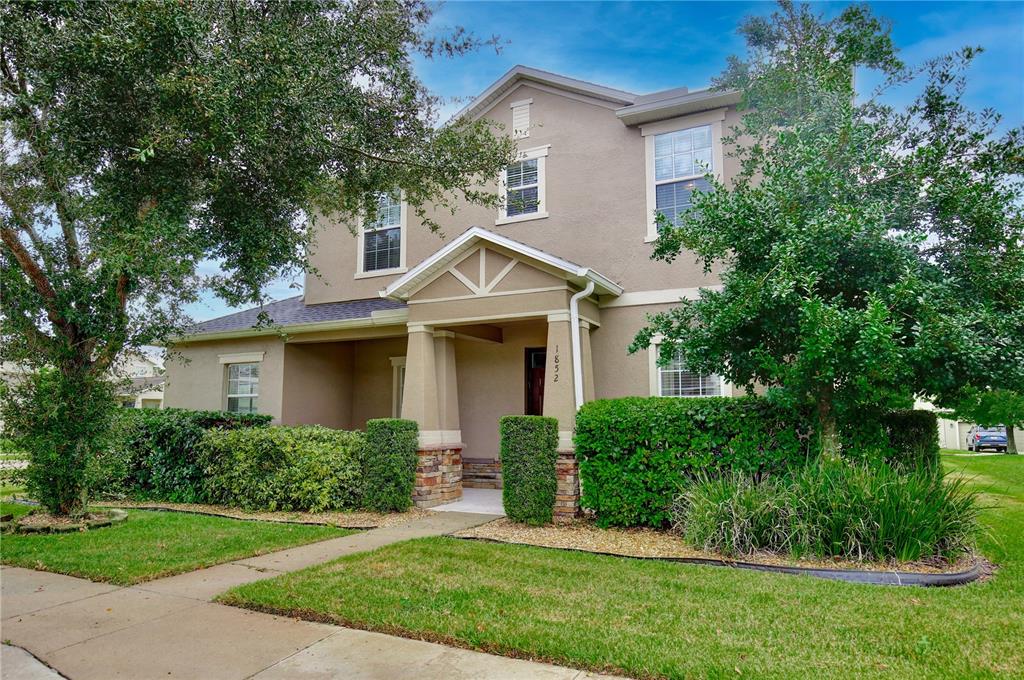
[{"left": 450, "top": 535, "right": 985, "bottom": 587}]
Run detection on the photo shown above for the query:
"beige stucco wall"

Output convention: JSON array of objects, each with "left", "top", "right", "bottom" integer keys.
[
  {"left": 304, "top": 84, "right": 741, "bottom": 306},
  {"left": 281, "top": 343, "right": 354, "bottom": 428},
  {"left": 164, "top": 336, "right": 286, "bottom": 421},
  {"left": 455, "top": 321, "right": 548, "bottom": 461},
  {"left": 350, "top": 336, "right": 408, "bottom": 429}
]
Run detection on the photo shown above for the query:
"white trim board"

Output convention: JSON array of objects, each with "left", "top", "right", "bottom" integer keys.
[{"left": 600, "top": 287, "right": 721, "bottom": 308}]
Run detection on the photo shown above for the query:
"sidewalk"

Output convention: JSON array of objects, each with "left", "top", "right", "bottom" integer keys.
[{"left": 1, "top": 511, "right": 618, "bottom": 679}]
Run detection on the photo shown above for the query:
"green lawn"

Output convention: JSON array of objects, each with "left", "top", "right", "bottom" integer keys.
[
  {"left": 1, "top": 510, "right": 351, "bottom": 585},
  {"left": 221, "top": 454, "right": 1024, "bottom": 679}
]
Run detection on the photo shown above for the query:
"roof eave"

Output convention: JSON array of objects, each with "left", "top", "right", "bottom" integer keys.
[
  {"left": 453, "top": 65, "right": 637, "bottom": 123},
  {"left": 616, "top": 89, "right": 741, "bottom": 126},
  {"left": 171, "top": 308, "right": 410, "bottom": 344}
]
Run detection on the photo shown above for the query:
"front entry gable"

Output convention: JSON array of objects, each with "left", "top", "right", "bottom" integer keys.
[{"left": 382, "top": 226, "right": 622, "bottom": 304}]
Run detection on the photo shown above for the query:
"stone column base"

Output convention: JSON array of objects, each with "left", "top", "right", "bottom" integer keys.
[
  {"left": 413, "top": 444, "right": 463, "bottom": 508},
  {"left": 554, "top": 450, "right": 580, "bottom": 523}
]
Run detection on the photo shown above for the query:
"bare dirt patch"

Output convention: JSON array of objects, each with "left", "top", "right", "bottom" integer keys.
[{"left": 454, "top": 517, "right": 979, "bottom": 575}]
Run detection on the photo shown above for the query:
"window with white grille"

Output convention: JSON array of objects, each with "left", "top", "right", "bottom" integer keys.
[
  {"left": 657, "top": 348, "right": 722, "bottom": 398},
  {"left": 360, "top": 192, "right": 405, "bottom": 274},
  {"left": 227, "top": 363, "right": 260, "bottom": 413},
  {"left": 653, "top": 124, "right": 713, "bottom": 229},
  {"left": 497, "top": 145, "right": 549, "bottom": 225}
]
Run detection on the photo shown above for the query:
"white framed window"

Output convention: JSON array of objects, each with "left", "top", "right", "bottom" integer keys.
[
  {"left": 648, "top": 344, "right": 724, "bottom": 398},
  {"left": 390, "top": 356, "right": 406, "bottom": 418},
  {"left": 497, "top": 145, "right": 549, "bottom": 225},
  {"left": 226, "top": 362, "right": 260, "bottom": 413},
  {"left": 356, "top": 192, "right": 407, "bottom": 278},
  {"left": 643, "top": 110, "right": 725, "bottom": 241},
  {"left": 510, "top": 98, "right": 532, "bottom": 139}
]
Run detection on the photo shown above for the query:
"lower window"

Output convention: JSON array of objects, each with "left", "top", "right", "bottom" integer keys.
[
  {"left": 657, "top": 348, "right": 722, "bottom": 398},
  {"left": 227, "top": 362, "right": 260, "bottom": 413}
]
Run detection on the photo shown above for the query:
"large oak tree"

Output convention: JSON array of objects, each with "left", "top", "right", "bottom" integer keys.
[{"left": 0, "top": 0, "right": 514, "bottom": 514}]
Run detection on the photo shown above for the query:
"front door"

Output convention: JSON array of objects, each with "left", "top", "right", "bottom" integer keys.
[{"left": 525, "top": 348, "right": 546, "bottom": 416}]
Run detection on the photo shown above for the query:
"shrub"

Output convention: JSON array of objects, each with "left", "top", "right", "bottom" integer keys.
[
  {"left": 672, "top": 460, "right": 979, "bottom": 562},
  {"left": 673, "top": 473, "right": 793, "bottom": 556},
  {"left": 199, "top": 425, "right": 364, "bottom": 512},
  {"left": 362, "top": 419, "right": 419, "bottom": 512},
  {"left": 575, "top": 397, "right": 812, "bottom": 527},
  {"left": 500, "top": 415, "right": 559, "bottom": 525},
  {"left": 881, "top": 409, "right": 940, "bottom": 470},
  {"left": 93, "top": 408, "right": 270, "bottom": 501}
]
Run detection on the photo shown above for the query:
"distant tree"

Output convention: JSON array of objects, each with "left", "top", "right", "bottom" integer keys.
[
  {"left": 633, "top": 1, "right": 1024, "bottom": 458},
  {"left": 955, "top": 389, "right": 1023, "bottom": 454},
  {"left": 0, "top": 0, "right": 514, "bottom": 515}
]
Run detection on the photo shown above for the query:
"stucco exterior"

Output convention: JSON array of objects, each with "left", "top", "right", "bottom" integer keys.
[{"left": 165, "top": 66, "right": 747, "bottom": 486}]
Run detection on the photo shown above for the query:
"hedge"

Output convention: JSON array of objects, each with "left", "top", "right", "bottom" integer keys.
[
  {"left": 574, "top": 397, "right": 813, "bottom": 528},
  {"left": 881, "top": 409, "right": 940, "bottom": 470},
  {"left": 198, "top": 425, "right": 365, "bottom": 512},
  {"left": 92, "top": 408, "right": 271, "bottom": 501},
  {"left": 362, "top": 419, "right": 419, "bottom": 512},
  {"left": 500, "top": 415, "right": 559, "bottom": 525}
]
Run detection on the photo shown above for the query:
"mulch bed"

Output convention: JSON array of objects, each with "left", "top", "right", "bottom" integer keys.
[
  {"left": 5, "top": 508, "right": 128, "bottom": 534},
  {"left": 453, "top": 517, "right": 979, "bottom": 576},
  {"left": 97, "top": 500, "right": 424, "bottom": 529}
]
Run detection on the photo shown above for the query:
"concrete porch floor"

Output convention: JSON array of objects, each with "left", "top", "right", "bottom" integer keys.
[{"left": 430, "top": 488, "right": 505, "bottom": 516}]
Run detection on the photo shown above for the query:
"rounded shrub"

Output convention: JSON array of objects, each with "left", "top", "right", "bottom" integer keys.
[
  {"left": 362, "top": 418, "right": 419, "bottom": 512},
  {"left": 500, "top": 415, "right": 559, "bottom": 525}
]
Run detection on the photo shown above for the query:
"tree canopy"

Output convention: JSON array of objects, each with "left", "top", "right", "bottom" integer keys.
[
  {"left": 633, "top": 1, "right": 1024, "bottom": 457},
  {"left": 0, "top": 0, "right": 514, "bottom": 513}
]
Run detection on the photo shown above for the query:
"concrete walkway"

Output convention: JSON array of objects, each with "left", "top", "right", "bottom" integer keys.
[
  {"left": 1, "top": 511, "right": 617, "bottom": 679},
  {"left": 431, "top": 488, "right": 505, "bottom": 515}
]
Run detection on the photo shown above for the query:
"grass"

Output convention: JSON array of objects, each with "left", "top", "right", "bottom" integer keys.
[
  {"left": 1, "top": 509, "right": 351, "bottom": 585},
  {"left": 221, "top": 454, "right": 1024, "bottom": 679}
]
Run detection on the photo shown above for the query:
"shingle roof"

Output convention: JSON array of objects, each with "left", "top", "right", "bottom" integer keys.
[{"left": 190, "top": 296, "right": 406, "bottom": 335}]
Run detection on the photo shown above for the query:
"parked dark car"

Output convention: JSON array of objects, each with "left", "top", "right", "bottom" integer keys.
[{"left": 967, "top": 426, "right": 1008, "bottom": 452}]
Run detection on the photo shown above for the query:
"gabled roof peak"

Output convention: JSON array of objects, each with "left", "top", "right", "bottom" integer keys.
[{"left": 382, "top": 226, "right": 623, "bottom": 300}]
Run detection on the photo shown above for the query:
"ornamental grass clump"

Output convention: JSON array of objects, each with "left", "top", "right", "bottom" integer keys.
[{"left": 673, "top": 460, "right": 980, "bottom": 563}]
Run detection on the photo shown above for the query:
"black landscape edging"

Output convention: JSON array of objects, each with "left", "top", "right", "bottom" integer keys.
[
  {"left": 92, "top": 503, "right": 377, "bottom": 530},
  {"left": 450, "top": 535, "right": 985, "bottom": 587}
]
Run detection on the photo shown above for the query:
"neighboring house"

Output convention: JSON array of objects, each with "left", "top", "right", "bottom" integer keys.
[
  {"left": 114, "top": 352, "right": 165, "bottom": 409},
  {"left": 164, "top": 65, "right": 744, "bottom": 502}
]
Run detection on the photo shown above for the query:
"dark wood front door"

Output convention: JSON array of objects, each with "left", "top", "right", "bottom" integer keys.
[{"left": 525, "top": 348, "right": 546, "bottom": 416}]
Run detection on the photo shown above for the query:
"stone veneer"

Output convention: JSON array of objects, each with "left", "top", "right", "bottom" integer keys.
[
  {"left": 553, "top": 450, "right": 580, "bottom": 523},
  {"left": 463, "top": 458, "right": 503, "bottom": 489},
  {"left": 413, "top": 445, "right": 463, "bottom": 508}
]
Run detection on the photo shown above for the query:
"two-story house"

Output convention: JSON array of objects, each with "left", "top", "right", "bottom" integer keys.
[{"left": 164, "top": 65, "right": 743, "bottom": 505}]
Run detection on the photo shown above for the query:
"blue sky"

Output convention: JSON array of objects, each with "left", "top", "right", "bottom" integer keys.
[{"left": 186, "top": 0, "right": 1024, "bottom": 322}]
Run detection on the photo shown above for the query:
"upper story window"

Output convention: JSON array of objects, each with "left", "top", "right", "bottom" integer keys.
[
  {"left": 643, "top": 113, "right": 724, "bottom": 242},
  {"left": 357, "top": 192, "right": 407, "bottom": 277},
  {"left": 497, "top": 145, "right": 549, "bottom": 226},
  {"left": 653, "top": 124, "right": 713, "bottom": 230},
  {"left": 655, "top": 347, "right": 723, "bottom": 398},
  {"left": 227, "top": 362, "right": 260, "bottom": 413}
]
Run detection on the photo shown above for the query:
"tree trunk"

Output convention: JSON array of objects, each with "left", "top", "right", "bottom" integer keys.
[
  {"left": 1008, "top": 426, "right": 1018, "bottom": 455},
  {"left": 817, "top": 387, "right": 842, "bottom": 461}
]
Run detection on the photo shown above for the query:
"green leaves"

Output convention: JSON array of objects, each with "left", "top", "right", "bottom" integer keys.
[{"left": 637, "top": 1, "right": 1024, "bottom": 455}]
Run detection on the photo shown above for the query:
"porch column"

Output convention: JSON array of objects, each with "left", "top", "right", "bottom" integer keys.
[
  {"left": 433, "top": 330, "right": 461, "bottom": 437},
  {"left": 403, "top": 324, "right": 463, "bottom": 508},
  {"left": 580, "top": 320, "right": 596, "bottom": 404},
  {"left": 543, "top": 312, "right": 576, "bottom": 450},
  {"left": 401, "top": 324, "right": 440, "bottom": 434}
]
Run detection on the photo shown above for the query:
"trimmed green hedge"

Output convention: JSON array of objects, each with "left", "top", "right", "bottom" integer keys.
[
  {"left": 362, "top": 419, "right": 419, "bottom": 512},
  {"left": 199, "top": 425, "right": 365, "bottom": 512},
  {"left": 500, "top": 415, "right": 559, "bottom": 525},
  {"left": 575, "top": 397, "right": 813, "bottom": 528},
  {"left": 92, "top": 408, "right": 271, "bottom": 501}
]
